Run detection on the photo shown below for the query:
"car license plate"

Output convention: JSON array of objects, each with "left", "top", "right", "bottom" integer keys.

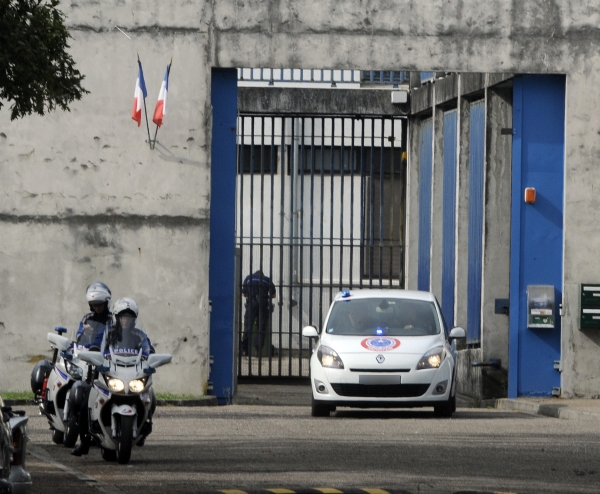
[{"left": 358, "top": 374, "right": 401, "bottom": 385}]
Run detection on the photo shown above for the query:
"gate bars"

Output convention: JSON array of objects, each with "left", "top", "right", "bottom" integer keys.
[{"left": 236, "top": 113, "right": 407, "bottom": 378}]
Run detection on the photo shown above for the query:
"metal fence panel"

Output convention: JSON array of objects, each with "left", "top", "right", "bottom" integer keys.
[{"left": 236, "top": 113, "right": 406, "bottom": 378}]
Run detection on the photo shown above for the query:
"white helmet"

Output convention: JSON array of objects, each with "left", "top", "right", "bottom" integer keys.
[
  {"left": 86, "top": 282, "right": 111, "bottom": 304},
  {"left": 112, "top": 297, "right": 139, "bottom": 317}
]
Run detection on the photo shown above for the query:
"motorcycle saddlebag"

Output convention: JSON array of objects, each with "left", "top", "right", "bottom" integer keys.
[{"left": 30, "top": 360, "right": 52, "bottom": 394}]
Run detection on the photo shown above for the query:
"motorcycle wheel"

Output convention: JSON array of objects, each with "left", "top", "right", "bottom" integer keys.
[
  {"left": 51, "top": 429, "right": 64, "bottom": 445},
  {"left": 63, "top": 410, "right": 79, "bottom": 448},
  {"left": 101, "top": 447, "right": 117, "bottom": 462},
  {"left": 116, "top": 415, "right": 135, "bottom": 465}
]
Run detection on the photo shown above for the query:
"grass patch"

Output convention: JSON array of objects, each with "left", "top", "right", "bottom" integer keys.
[{"left": 1, "top": 391, "right": 35, "bottom": 400}]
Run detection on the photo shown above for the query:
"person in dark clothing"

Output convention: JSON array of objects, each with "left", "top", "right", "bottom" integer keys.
[
  {"left": 241, "top": 269, "right": 276, "bottom": 356},
  {"left": 71, "top": 282, "right": 112, "bottom": 456}
]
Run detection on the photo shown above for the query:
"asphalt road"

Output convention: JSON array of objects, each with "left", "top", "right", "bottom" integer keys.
[{"left": 22, "top": 402, "right": 600, "bottom": 494}]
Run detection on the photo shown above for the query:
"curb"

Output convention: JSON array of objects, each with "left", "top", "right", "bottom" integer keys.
[
  {"left": 156, "top": 397, "right": 218, "bottom": 407},
  {"left": 184, "top": 489, "right": 510, "bottom": 494},
  {"left": 495, "top": 398, "right": 600, "bottom": 421},
  {"left": 4, "top": 397, "right": 219, "bottom": 407}
]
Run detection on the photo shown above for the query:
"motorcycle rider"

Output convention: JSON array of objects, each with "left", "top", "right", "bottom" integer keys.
[
  {"left": 75, "top": 282, "right": 113, "bottom": 347},
  {"left": 101, "top": 297, "right": 154, "bottom": 359},
  {"left": 71, "top": 297, "right": 156, "bottom": 456},
  {"left": 71, "top": 282, "right": 113, "bottom": 456},
  {"left": 102, "top": 298, "right": 155, "bottom": 446}
]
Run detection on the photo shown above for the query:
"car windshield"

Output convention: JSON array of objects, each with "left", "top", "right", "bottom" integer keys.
[{"left": 325, "top": 298, "right": 441, "bottom": 336}]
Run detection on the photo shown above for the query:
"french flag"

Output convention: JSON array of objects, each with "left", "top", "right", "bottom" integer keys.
[
  {"left": 131, "top": 59, "right": 147, "bottom": 127},
  {"left": 152, "top": 63, "right": 171, "bottom": 127}
]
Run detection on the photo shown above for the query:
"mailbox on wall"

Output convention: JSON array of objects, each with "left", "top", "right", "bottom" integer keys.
[
  {"left": 580, "top": 284, "right": 600, "bottom": 330},
  {"left": 527, "top": 285, "right": 555, "bottom": 328}
]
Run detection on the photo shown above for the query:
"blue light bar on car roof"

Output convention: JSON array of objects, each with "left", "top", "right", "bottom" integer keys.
[{"left": 341, "top": 290, "right": 351, "bottom": 298}]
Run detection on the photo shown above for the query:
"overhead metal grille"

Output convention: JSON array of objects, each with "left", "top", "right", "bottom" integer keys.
[{"left": 236, "top": 113, "right": 407, "bottom": 379}]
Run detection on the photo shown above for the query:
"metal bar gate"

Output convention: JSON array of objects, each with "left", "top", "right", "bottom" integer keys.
[{"left": 236, "top": 113, "right": 407, "bottom": 379}]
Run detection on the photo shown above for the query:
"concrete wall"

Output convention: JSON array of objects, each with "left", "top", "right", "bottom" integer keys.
[{"left": 2, "top": 0, "right": 600, "bottom": 397}]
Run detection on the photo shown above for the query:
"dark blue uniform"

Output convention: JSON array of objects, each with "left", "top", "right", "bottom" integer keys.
[{"left": 241, "top": 270, "right": 276, "bottom": 355}]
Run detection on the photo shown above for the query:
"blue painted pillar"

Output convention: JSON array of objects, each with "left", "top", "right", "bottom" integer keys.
[
  {"left": 209, "top": 68, "right": 237, "bottom": 404},
  {"left": 509, "top": 75, "right": 565, "bottom": 398}
]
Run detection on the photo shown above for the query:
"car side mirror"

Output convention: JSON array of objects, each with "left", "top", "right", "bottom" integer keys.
[
  {"left": 302, "top": 326, "right": 319, "bottom": 338},
  {"left": 449, "top": 327, "right": 466, "bottom": 340}
]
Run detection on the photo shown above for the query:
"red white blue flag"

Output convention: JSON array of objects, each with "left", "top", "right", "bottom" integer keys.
[
  {"left": 131, "top": 59, "right": 147, "bottom": 127},
  {"left": 152, "top": 62, "right": 171, "bottom": 127}
]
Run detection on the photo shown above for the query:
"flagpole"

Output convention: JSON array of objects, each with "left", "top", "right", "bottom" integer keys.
[
  {"left": 143, "top": 99, "right": 153, "bottom": 149},
  {"left": 152, "top": 124, "right": 159, "bottom": 149}
]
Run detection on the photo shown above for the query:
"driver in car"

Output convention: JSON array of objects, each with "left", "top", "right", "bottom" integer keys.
[{"left": 347, "top": 309, "right": 372, "bottom": 333}]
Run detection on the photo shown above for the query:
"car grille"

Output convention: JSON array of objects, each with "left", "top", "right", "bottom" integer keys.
[
  {"left": 349, "top": 368, "right": 411, "bottom": 373},
  {"left": 331, "top": 383, "right": 430, "bottom": 398}
]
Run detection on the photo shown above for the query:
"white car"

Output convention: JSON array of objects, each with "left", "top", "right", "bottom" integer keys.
[{"left": 302, "top": 289, "right": 466, "bottom": 417}]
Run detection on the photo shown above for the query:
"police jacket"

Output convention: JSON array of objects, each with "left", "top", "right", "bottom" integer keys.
[{"left": 242, "top": 270, "right": 276, "bottom": 305}]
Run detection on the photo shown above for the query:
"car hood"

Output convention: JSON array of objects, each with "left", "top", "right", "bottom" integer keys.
[{"left": 319, "top": 333, "right": 444, "bottom": 355}]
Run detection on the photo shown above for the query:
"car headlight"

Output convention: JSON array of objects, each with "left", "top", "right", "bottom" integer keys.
[
  {"left": 128, "top": 379, "right": 146, "bottom": 393},
  {"left": 105, "top": 377, "right": 125, "bottom": 392},
  {"left": 317, "top": 345, "right": 344, "bottom": 369},
  {"left": 417, "top": 346, "right": 445, "bottom": 369},
  {"left": 65, "top": 360, "right": 84, "bottom": 380}
]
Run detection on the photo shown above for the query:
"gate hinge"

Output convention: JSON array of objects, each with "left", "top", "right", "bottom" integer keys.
[
  {"left": 554, "top": 360, "right": 562, "bottom": 372},
  {"left": 552, "top": 387, "right": 561, "bottom": 397}
]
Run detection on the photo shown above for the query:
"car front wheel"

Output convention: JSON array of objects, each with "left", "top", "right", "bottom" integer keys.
[
  {"left": 434, "top": 395, "right": 454, "bottom": 418},
  {"left": 311, "top": 396, "right": 332, "bottom": 417}
]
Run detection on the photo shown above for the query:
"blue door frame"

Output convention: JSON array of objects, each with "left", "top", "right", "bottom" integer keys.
[
  {"left": 509, "top": 74, "right": 565, "bottom": 398},
  {"left": 209, "top": 68, "right": 237, "bottom": 403}
]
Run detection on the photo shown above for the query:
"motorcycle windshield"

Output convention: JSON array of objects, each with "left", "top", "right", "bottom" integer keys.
[
  {"left": 76, "top": 320, "right": 107, "bottom": 347},
  {"left": 105, "top": 322, "right": 149, "bottom": 359}
]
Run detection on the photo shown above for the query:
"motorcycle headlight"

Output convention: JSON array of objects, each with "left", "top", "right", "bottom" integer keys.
[
  {"left": 317, "top": 345, "right": 344, "bottom": 369},
  {"left": 105, "top": 377, "right": 125, "bottom": 392},
  {"left": 128, "top": 379, "right": 146, "bottom": 393},
  {"left": 65, "top": 360, "right": 84, "bottom": 380},
  {"left": 417, "top": 346, "right": 445, "bottom": 370}
]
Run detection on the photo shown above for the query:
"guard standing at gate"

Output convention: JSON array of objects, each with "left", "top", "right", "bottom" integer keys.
[{"left": 241, "top": 269, "right": 276, "bottom": 356}]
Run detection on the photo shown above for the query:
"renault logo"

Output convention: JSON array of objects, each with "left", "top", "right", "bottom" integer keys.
[{"left": 376, "top": 354, "right": 385, "bottom": 363}]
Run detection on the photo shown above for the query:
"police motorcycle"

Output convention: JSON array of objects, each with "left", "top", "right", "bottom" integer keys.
[
  {"left": 30, "top": 321, "right": 105, "bottom": 447},
  {"left": 1, "top": 394, "right": 32, "bottom": 494},
  {"left": 77, "top": 321, "right": 171, "bottom": 464}
]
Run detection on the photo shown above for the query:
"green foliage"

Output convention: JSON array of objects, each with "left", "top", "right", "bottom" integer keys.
[{"left": 0, "top": 0, "right": 88, "bottom": 120}]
